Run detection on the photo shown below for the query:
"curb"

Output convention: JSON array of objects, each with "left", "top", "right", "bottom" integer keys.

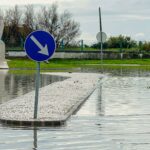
[
  {"left": 0, "top": 119, "right": 66, "bottom": 127},
  {"left": 0, "top": 88, "right": 97, "bottom": 127}
]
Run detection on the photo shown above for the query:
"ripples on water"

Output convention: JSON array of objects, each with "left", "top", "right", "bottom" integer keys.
[{"left": 1, "top": 69, "right": 150, "bottom": 150}]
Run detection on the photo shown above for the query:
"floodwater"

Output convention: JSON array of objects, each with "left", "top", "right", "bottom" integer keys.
[
  {"left": 0, "top": 68, "right": 150, "bottom": 149},
  {"left": 0, "top": 71, "right": 68, "bottom": 104}
]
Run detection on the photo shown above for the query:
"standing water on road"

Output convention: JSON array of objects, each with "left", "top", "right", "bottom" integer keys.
[
  {"left": 0, "top": 71, "right": 68, "bottom": 104},
  {"left": 0, "top": 68, "right": 150, "bottom": 150}
]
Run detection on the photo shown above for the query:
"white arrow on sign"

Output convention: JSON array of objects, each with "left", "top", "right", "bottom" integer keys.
[{"left": 30, "top": 35, "right": 49, "bottom": 56}]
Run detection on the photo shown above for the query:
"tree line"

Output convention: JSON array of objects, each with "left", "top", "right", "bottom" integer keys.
[
  {"left": 91, "top": 35, "right": 150, "bottom": 51},
  {"left": 0, "top": 3, "right": 80, "bottom": 47},
  {"left": 1, "top": 4, "right": 150, "bottom": 51}
]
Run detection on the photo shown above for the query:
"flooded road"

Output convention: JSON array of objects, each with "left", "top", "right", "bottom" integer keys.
[
  {"left": 75, "top": 77, "right": 150, "bottom": 149},
  {"left": 0, "top": 68, "right": 150, "bottom": 149}
]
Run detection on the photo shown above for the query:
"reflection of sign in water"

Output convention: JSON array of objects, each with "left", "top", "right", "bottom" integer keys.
[
  {"left": 33, "top": 129, "right": 38, "bottom": 149},
  {"left": 24, "top": 30, "right": 56, "bottom": 62},
  {"left": 96, "top": 32, "right": 107, "bottom": 43}
]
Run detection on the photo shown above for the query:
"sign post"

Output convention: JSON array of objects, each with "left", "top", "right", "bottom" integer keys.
[
  {"left": 99, "top": 7, "right": 103, "bottom": 64},
  {"left": 96, "top": 31, "right": 107, "bottom": 64},
  {"left": 34, "top": 62, "right": 40, "bottom": 119},
  {"left": 24, "top": 30, "right": 56, "bottom": 119}
]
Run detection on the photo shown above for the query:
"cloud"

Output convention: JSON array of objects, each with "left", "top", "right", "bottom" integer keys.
[
  {"left": 0, "top": 0, "right": 79, "bottom": 6},
  {"left": 78, "top": 32, "right": 97, "bottom": 45},
  {"left": 1, "top": 0, "right": 150, "bottom": 43},
  {"left": 133, "top": 32, "right": 149, "bottom": 41},
  {"left": 117, "top": 15, "right": 150, "bottom": 21},
  {"left": 0, "top": 0, "right": 66, "bottom": 5},
  {"left": 134, "top": 33, "right": 145, "bottom": 41},
  {"left": 102, "top": 0, "right": 150, "bottom": 21}
]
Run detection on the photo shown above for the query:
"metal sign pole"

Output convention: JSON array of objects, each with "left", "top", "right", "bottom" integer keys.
[
  {"left": 99, "top": 7, "right": 103, "bottom": 64},
  {"left": 34, "top": 62, "right": 40, "bottom": 119}
]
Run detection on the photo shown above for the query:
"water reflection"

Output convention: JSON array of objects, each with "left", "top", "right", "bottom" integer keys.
[
  {"left": 97, "top": 82, "right": 104, "bottom": 116},
  {"left": 81, "top": 66, "right": 150, "bottom": 77},
  {"left": 0, "top": 71, "right": 67, "bottom": 104},
  {"left": 76, "top": 82, "right": 104, "bottom": 116},
  {"left": 33, "top": 129, "right": 37, "bottom": 150},
  {"left": 77, "top": 76, "right": 150, "bottom": 117},
  {"left": 0, "top": 70, "right": 9, "bottom": 104},
  {"left": 76, "top": 78, "right": 107, "bottom": 116}
]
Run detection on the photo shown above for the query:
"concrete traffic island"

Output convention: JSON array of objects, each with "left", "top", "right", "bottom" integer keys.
[{"left": 0, "top": 73, "right": 103, "bottom": 127}]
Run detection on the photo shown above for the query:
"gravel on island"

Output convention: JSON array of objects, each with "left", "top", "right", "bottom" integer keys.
[{"left": 0, "top": 73, "right": 103, "bottom": 126}]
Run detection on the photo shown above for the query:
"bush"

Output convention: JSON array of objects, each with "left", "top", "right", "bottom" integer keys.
[
  {"left": 91, "top": 35, "right": 137, "bottom": 50},
  {"left": 141, "top": 42, "right": 150, "bottom": 51}
]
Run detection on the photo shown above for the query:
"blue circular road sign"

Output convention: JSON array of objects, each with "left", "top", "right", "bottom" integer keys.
[{"left": 24, "top": 30, "right": 56, "bottom": 62}]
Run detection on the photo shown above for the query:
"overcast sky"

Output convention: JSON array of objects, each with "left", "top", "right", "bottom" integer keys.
[{"left": 0, "top": 0, "right": 150, "bottom": 44}]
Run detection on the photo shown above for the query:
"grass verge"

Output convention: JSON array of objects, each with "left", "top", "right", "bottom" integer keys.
[
  {"left": 7, "top": 58, "right": 150, "bottom": 74},
  {"left": 7, "top": 58, "right": 150, "bottom": 69}
]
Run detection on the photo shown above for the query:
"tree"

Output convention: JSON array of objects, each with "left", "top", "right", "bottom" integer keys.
[
  {"left": 141, "top": 42, "right": 150, "bottom": 51},
  {"left": 0, "top": 9, "right": 4, "bottom": 40},
  {"left": 91, "top": 42, "right": 108, "bottom": 49},
  {"left": 22, "top": 5, "right": 35, "bottom": 39},
  {"left": 4, "top": 5, "right": 22, "bottom": 46},
  {"left": 37, "top": 3, "right": 80, "bottom": 47},
  {"left": 107, "top": 35, "right": 137, "bottom": 49},
  {"left": 91, "top": 35, "right": 137, "bottom": 50},
  {"left": 2, "top": 3, "right": 80, "bottom": 47}
]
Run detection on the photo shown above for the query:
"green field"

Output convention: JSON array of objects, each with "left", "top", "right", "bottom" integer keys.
[
  {"left": 8, "top": 58, "right": 150, "bottom": 69},
  {"left": 7, "top": 58, "right": 150, "bottom": 75},
  {"left": 6, "top": 46, "right": 140, "bottom": 52}
]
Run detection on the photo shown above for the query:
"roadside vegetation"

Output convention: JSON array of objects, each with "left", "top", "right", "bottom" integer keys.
[{"left": 5, "top": 35, "right": 150, "bottom": 53}]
